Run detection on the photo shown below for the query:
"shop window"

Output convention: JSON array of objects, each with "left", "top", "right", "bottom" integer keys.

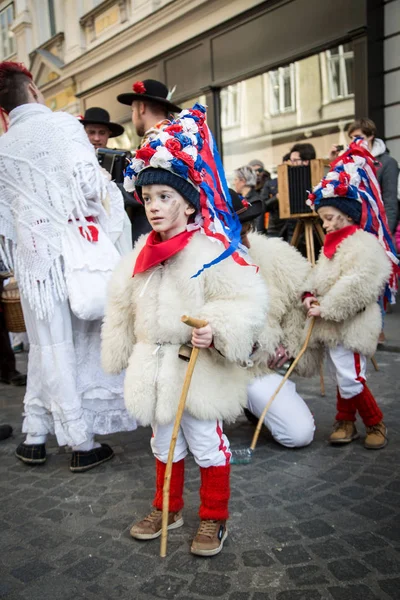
[
  {"left": 326, "top": 44, "right": 354, "bottom": 100},
  {"left": 268, "top": 64, "right": 295, "bottom": 115},
  {"left": 220, "top": 84, "right": 241, "bottom": 128},
  {"left": 220, "top": 47, "right": 355, "bottom": 186},
  {"left": 0, "top": 3, "right": 15, "bottom": 60}
]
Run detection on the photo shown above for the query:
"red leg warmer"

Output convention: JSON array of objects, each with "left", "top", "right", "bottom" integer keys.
[
  {"left": 353, "top": 384, "right": 383, "bottom": 427},
  {"left": 335, "top": 387, "right": 357, "bottom": 422},
  {"left": 199, "top": 465, "right": 230, "bottom": 521},
  {"left": 153, "top": 458, "right": 184, "bottom": 512}
]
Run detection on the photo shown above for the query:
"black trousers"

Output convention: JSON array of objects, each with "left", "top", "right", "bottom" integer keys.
[{"left": 0, "top": 279, "right": 16, "bottom": 378}]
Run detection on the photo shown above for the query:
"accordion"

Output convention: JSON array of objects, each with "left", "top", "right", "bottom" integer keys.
[{"left": 278, "top": 159, "right": 326, "bottom": 219}]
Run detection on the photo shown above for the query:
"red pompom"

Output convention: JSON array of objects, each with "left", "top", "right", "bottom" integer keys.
[
  {"left": 132, "top": 81, "right": 146, "bottom": 94},
  {"left": 135, "top": 146, "right": 156, "bottom": 162},
  {"left": 165, "top": 138, "right": 182, "bottom": 153}
]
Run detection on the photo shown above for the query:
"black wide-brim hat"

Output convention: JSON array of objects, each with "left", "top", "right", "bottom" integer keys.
[
  {"left": 117, "top": 79, "right": 182, "bottom": 113},
  {"left": 229, "top": 189, "right": 263, "bottom": 223},
  {"left": 80, "top": 107, "right": 124, "bottom": 138}
]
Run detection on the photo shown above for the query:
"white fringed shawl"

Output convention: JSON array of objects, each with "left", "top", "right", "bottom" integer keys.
[{"left": 0, "top": 104, "right": 109, "bottom": 320}]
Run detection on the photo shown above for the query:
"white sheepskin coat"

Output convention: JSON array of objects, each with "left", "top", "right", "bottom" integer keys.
[
  {"left": 247, "top": 233, "right": 322, "bottom": 378},
  {"left": 307, "top": 229, "right": 392, "bottom": 357},
  {"left": 101, "top": 232, "right": 268, "bottom": 426}
]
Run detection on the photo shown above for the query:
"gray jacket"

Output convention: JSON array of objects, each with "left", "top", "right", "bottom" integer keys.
[{"left": 372, "top": 138, "right": 399, "bottom": 233}]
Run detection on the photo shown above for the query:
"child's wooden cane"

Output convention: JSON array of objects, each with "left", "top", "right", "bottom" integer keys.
[
  {"left": 249, "top": 316, "right": 316, "bottom": 453},
  {"left": 160, "top": 315, "right": 208, "bottom": 558}
]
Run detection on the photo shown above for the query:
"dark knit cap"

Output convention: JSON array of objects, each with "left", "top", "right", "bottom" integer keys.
[
  {"left": 135, "top": 167, "right": 200, "bottom": 210},
  {"left": 316, "top": 197, "right": 362, "bottom": 224}
]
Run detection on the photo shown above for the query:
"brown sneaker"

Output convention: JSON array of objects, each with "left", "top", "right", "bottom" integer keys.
[
  {"left": 329, "top": 420, "right": 359, "bottom": 444},
  {"left": 190, "top": 520, "right": 228, "bottom": 556},
  {"left": 364, "top": 422, "right": 388, "bottom": 449},
  {"left": 130, "top": 509, "right": 183, "bottom": 540}
]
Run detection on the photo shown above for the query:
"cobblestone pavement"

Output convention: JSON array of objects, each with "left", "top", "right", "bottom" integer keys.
[{"left": 1, "top": 347, "right": 399, "bottom": 600}]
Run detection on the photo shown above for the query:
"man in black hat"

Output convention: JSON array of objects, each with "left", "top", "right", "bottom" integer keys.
[
  {"left": 117, "top": 79, "right": 181, "bottom": 147},
  {"left": 80, "top": 107, "right": 124, "bottom": 150},
  {"left": 80, "top": 106, "right": 149, "bottom": 243}
]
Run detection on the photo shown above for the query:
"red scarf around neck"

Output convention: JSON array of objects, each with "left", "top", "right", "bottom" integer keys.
[
  {"left": 323, "top": 225, "right": 359, "bottom": 259},
  {"left": 133, "top": 229, "right": 195, "bottom": 275}
]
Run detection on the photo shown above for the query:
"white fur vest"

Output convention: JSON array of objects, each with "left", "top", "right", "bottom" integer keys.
[
  {"left": 101, "top": 232, "right": 268, "bottom": 425},
  {"left": 307, "top": 229, "right": 392, "bottom": 356},
  {"left": 247, "top": 233, "right": 322, "bottom": 377}
]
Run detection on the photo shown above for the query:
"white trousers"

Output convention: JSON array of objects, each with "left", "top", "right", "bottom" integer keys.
[
  {"left": 326, "top": 344, "right": 367, "bottom": 399},
  {"left": 151, "top": 412, "right": 231, "bottom": 468},
  {"left": 247, "top": 374, "right": 315, "bottom": 448}
]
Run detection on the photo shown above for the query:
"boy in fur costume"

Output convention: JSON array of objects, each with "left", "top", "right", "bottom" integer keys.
[
  {"left": 230, "top": 190, "right": 319, "bottom": 448},
  {"left": 101, "top": 105, "right": 267, "bottom": 556},
  {"left": 304, "top": 138, "right": 398, "bottom": 449}
]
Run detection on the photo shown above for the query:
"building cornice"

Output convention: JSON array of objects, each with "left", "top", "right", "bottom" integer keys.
[
  {"left": 69, "top": 0, "right": 266, "bottom": 79},
  {"left": 37, "top": 0, "right": 264, "bottom": 97},
  {"left": 79, "top": 0, "right": 121, "bottom": 25}
]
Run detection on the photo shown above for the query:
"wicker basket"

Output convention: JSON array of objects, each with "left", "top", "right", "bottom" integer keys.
[{"left": 1, "top": 279, "right": 26, "bottom": 333}]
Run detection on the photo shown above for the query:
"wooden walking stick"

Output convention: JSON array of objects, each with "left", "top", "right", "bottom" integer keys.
[
  {"left": 160, "top": 315, "right": 208, "bottom": 558},
  {"left": 231, "top": 316, "right": 316, "bottom": 464}
]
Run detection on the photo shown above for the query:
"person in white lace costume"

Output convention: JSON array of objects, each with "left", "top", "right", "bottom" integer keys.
[{"left": 0, "top": 61, "right": 136, "bottom": 472}]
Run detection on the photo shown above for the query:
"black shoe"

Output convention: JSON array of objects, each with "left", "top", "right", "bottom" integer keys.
[
  {"left": 0, "top": 370, "right": 27, "bottom": 386},
  {"left": 15, "top": 442, "right": 46, "bottom": 464},
  {"left": 70, "top": 443, "right": 114, "bottom": 473},
  {"left": 0, "top": 424, "right": 13, "bottom": 441}
]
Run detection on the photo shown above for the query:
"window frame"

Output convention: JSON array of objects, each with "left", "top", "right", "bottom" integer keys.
[
  {"left": 267, "top": 63, "right": 296, "bottom": 116},
  {"left": 220, "top": 83, "right": 242, "bottom": 129},
  {"left": 0, "top": 3, "right": 15, "bottom": 61},
  {"left": 326, "top": 44, "right": 354, "bottom": 101}
]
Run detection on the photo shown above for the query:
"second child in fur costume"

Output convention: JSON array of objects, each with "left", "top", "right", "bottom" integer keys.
[
  {"left": 101, "top": 105, "right": 267, "bottom": 556},
  {"left": 304, "top": 137, "right": 398, "bottom": 449},
  {"left": 230, "top": 190, "right": 320, "bottom": 448}
]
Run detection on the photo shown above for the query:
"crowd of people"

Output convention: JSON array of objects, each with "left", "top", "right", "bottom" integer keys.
[{"left": 0, "top": 62, "right": 398, "bottom": 557}]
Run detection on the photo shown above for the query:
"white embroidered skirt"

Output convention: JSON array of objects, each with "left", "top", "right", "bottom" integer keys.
[{"left": 20, "top": 295, "right": 137, "bottom": 447}]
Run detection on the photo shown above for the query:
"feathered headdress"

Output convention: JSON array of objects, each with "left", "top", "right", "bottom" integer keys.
[
  {"left": 124, "top": 103, "right": 251, "bottom": 276},
  {"left": 307, "top": 137, "right": 399, "bottom": 304}
]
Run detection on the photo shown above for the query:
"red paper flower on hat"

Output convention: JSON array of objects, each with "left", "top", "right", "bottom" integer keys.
[
  {"left": 336, "top": 183, "right": 349, "bottom": 196},
  {"left": 164, "top": 124, "right": 183, "bottom": 134},
  {"left": 165, "top": 138, "right": 182, "bottom": 153},
  {"left": 188, "top": 167, "right": 202, "bottom": 185},
  {"left": 135, "top": 145, "right": 156, "bottom": 161},
  {"left": 133, "top": 81, "right": 146, "bottom": 94},
  {"left": 76, "top": 114, "right": 84, "bottom": 120},
  {"left": 175, "top": 150, "right": 194, "bottom": 168}
]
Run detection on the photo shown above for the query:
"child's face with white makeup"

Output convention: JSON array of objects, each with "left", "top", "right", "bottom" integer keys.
[
  {"left": 142, "top": 184, "right": 196, "bottom": 241},
  {"left": 318, "top": 205, "right": 354, "bottom": 234}
]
